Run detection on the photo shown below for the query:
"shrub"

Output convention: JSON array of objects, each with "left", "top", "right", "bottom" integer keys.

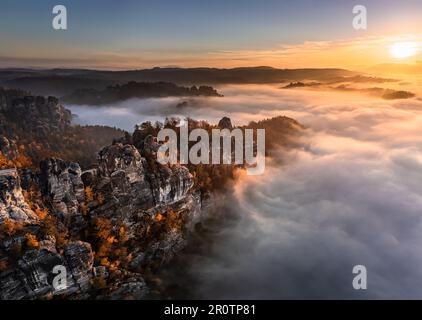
[
  {"left": 25, "top": 233, "right": 39, "bottom": 248},
  {"left": 35, "top": 207, "right": 49, "bottom": 220},
  {"left": 85, "top": 186, "right": 94, "bottom": 202},
  {"left": 0, "top": 260, "right": 8, "bottom": 272},
  {"left": 0, "top": 218, "right": 23, "bottom": 237}
]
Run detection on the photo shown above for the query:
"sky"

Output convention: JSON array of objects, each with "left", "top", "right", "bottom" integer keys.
[{"left": 1, "top": 0, "right": 422, "bottom": 69}]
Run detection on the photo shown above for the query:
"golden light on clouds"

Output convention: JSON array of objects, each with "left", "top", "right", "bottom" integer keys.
[
  {"left": 389, "top": 42, "right": 420, "bottom": 59},
  {"left": 198, "top": 35, "right": 422, "bottom": 70},
  {"left": 2, "top": 34, "right": 422, "bottom": 71}
]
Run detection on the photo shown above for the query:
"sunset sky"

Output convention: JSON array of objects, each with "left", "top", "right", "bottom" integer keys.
[{"left": 1, "top": 0, "right": 422, "bottom": 70}]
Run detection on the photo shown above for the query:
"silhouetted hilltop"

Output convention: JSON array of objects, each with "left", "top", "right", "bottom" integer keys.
[
  {"left": 0, "top": 67, "right": 364, "bottom": 96},
  {"left": 62, "top": 81, "right": 222, "bottom": 105}
]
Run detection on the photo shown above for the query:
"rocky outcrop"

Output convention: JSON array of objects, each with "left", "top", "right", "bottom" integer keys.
[
  {"left": 0, "top": 241, "right": 94, "bottom": 300},
  {"left": 0, "top": 88, "right": 29, "bottom": 111},
  {"left": 63, "top": 241, "right": 94, "bottom": 291},
  {"left": 0, "top": 168, "right": 94, "bottom": 300},
  {"left": 96, "top": 272, "right": 149, "bottom": 300},
  {"left": 149, "top": 164, "right": 194, "bottom": 206},
  {"left": 0, "top": 88, "right": 71, "bottom": 138},
  {"left": 9, "top": 96, "right": 71, "bottom": 136},
  {"left": 96, "top": 142, "right": 194, "bottom": 207},
  {"left": 39, "top": 158, "right": 85, "bottom": 218},
  {"left": 218, "top": 116, "right": 233, "bottom": 130},
  {"left": 0, "top": 116, "right": 208, "bottom": 299},
  {"left": 0, "top": 169, "right": 38, "bottom": 224},
  {"left": 89, "top": 141, "right": 201, "bottom": 265},
  {"left": 96, "top": 143, "right": 155, "bottom": 209}
]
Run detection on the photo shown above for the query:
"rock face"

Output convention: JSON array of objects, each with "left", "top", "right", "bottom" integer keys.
[
  {"left": 0, "top": 88, "right": 30, "bottom": 111},
  {"left": 150, "top": 165, "right": 194, "bottom": 206},
  {"left": 62, "top": 241, "right": 94, "bottom": 291},
  {"left": 9, "top": 96, "right": 71, "bottom": 136},
  {"left": 96, "top": 142, "right": 194, "bottom": 207},
  {"left": 0, "top": 241, "right": 94, "bottom": 300},
  {"left": 139, "top": 135, "right": 160, "bottom": 156},
  {"left": 0, "top": 127, "right": 203, "bottom": 299},
  {"left": 0, "top": 169, "right": 94, "bottom": 300},
  {"left": 97, "top": 143, "right": 155, "bottom": 209},
  {"left": 0, "top": 169, "right": 38, "bottom": 224},
  {"left": 91, "top": 142, "right": 201, "bottom": 265},
  {"left": 0, "top": 88, "right": 71, "bottom": 139},
  {"left": 98, "top": 272, "right": 149, "bottom": 300},
  {"left": 39, "top": 158, "right": 85, "bottom": 217}
]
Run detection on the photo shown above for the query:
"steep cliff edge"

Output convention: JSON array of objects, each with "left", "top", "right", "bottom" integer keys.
[
  {"left": 0, "top": 138, "right": 200, "bottom": 299},
  {"left": 89, "top": 142, "right": 201, "bottom": 268}
]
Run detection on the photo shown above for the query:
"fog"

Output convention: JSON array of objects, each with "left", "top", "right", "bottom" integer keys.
[
  {"left": 69, "top": 85, "right": 422, "bottom": 298},
  {"left": 68, "top": 85, "right": 329, "bottom": 131}
]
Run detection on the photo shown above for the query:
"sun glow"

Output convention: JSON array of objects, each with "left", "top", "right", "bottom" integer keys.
[{"left": 390, "top": 42, "right": 419, "bottom": 59}]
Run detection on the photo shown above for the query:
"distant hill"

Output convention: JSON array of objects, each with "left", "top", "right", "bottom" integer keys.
[
  {"left": 3, "top": 76, "right": 116, "bottom": 97},
  {"left": 0, "top": 66, "right": 362, "bottom": 96}
]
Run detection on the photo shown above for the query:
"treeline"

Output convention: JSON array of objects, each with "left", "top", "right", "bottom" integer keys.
[
  {"left": 131, "top": 115, "right": 304, "bottom": 195},
  {"left": 62, "top": 81, "right": 222, "bottom": 105},
  {"left": 1, "top": 123, "right": 125, "bottom": 170}
]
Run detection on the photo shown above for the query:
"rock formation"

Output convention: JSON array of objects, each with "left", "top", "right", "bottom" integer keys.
[
  {"left": 90, "top": 141, "right": 201, "bottom": 264},
  {"left": 0, "top": 169, "right": 38, "bottom": 224},
  {"left": 0, "top": 241, "right": 94, "bottom": 300},
  {"left": 0, "top": 169, "right": 94, "bottom": 300},
  {"left": 0, "top": 133, "right": 201, "bottom": 299},
  {"left": 218, "top": 116, "right": 233, "bottom": 130},
  {"left": 6, "top": 94, "right": 72, "bottom": 137},
  {"left": 39, "top": 158, "right": 85, "bottom": 217}
]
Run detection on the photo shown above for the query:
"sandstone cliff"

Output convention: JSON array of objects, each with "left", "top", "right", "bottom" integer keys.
[
  {"left": 0, "top": 170, "right": 94, "bottom": 299},
  {"left": 0, "top": 136, "right": 200, "bottom": 299}
]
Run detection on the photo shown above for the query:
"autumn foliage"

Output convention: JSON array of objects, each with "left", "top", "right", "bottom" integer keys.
[
  {"left": 25, "top": 233, "right": 39, "bottom": 248},
  {"left": 0, "top": 218, "right": 23, "bottom": 239},
  {"left": 0, "top": 151, "right": 32, "bottom": 170},
  {"left": 85, "top": 186, "right": 94, "bottom": 202}
]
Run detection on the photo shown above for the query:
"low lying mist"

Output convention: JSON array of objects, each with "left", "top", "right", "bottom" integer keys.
[{"left": 70, "top": 84, "right": 422, "bottom": 298}]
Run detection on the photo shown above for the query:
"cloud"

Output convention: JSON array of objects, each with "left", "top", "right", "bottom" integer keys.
[
  {"left": 137, "top": 84, "right": 422, "bottom": 299},
  {"left": 188, "top": 149, "right": 422, "bottom": 298},
  {"left": 70, "top": 84, "right": 422, "bottom": 298},
  {"left": 5, "top": 34, "right": 422, "bottom": 70}
]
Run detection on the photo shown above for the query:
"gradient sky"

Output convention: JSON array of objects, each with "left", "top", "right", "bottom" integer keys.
[{"left": 1, "top": 0, "right": 422, "bottom": 69}]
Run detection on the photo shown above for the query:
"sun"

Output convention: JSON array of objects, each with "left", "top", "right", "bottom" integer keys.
[{"left": 389, "top": 42, "right": 419, "bottom": 59}]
